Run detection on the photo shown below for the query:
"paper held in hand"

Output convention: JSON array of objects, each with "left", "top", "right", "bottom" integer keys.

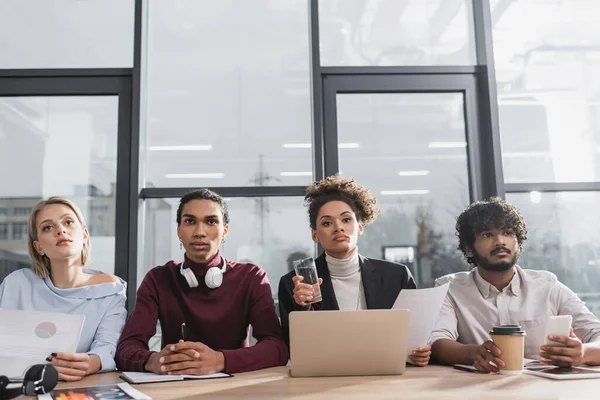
[
  {"left": 391, "top": 283, "right": 450, "bottom": 361},
  {"left": 0, "top": 308, "right": 85, "bottom": 379}
]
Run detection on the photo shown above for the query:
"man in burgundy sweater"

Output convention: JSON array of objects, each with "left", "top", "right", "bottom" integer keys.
[{"left": 116, "top": 189, "right": 288, "bottom": 374}]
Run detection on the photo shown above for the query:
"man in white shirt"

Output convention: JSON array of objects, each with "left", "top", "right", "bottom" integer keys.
[{"left": 430, "top": 197, "right": 600, "bottom": 373}]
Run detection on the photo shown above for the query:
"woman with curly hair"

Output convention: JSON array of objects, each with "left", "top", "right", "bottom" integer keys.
[{"left": 278, "top": 175, "right": 432, "bottom": 366}]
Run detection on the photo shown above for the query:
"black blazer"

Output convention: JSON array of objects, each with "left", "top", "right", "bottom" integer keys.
[{"left": 277, "top": 252, "right": 416, "bottom": 348}]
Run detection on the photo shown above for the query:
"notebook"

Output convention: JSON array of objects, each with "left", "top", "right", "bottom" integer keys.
[
  {"left": 38, "top": 383, "right": 150, "bottom": 400},
  {"left": 120, "top": 371, "right": 231, "bottom": 384}
]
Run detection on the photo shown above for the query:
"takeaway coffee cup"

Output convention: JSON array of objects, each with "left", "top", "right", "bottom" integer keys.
[{"left": 490, "top": 325, "right": 526, "bottom": 375}]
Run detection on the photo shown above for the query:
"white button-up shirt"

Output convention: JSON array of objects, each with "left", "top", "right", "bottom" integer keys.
[{"left": 429, "top": 266, "right": 600, "bottom": 359}]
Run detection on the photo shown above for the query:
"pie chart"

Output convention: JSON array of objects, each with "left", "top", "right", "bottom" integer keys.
[{"left": 35, "top": 321, "right": 57, "bottom": 339}]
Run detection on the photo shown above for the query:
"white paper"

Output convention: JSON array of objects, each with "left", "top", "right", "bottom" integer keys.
[
  {"left": 392, "top": 283, "right": 450, "bottom": 360},
  {"left": 0, "top": 309, "right": 85, "bottom": 378},
  {"left": 121, "top": 371, "right": 230, "bottom": 383}
]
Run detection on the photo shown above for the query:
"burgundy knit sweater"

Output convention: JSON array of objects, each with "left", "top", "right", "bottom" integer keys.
[{"left": 115, "top": 254, "right": 288, "bottom": 373}]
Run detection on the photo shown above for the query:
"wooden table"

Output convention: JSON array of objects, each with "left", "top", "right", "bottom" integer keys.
[{"left": 45, "top": 366, "right": 599, "bottom": 400}]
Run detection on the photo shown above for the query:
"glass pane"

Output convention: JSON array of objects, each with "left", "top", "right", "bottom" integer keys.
[
  {"left": 143, "top": 1, "right": 312, "bottom": 188},
  {"left": 0, "top": 0, "right": 134, "bottom": 68},
  {"left": 336, "top": 93, "right": 470, "bottom": 287},
  {"left": 494, "top": 0, "right": 600, "bottom": 183},
  {"left": 0, "top": 96, "right": 119, "bottom": 281},
  {"left": 506, "top": 192, "right": 600, "bottom": 316},
  {"left": 141, "top": 197, "right": 315, "bottom": 303},
  {"left": 318, "top": 0, "right": 476, "bottom": 66}
]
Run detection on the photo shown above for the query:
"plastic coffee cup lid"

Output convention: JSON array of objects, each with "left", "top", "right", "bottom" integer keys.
[{"left": 489, "top": 325, "right": 526, "bottom": 336}]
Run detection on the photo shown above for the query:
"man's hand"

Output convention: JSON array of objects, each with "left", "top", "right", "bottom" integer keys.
[
  {"left": 468, "top": 341, "right": 505, "bottom": 373},
  {"left": 47, "top": 352, "right": 100, "bottom": 381},
  {"left": 408, "top": 345, "right": 431, "bottom": 367},
  {"left": 145, "top": 344, "right": 179, "bottom": 374},
  {"left": 160, "top": 341, "right": 225, "bottom": 375},
  {"left": 292, "top": 276, "right": 323, "bottom": 308},
  {"left": 540, "top": 328, "right": 585, "bottom": 367}
]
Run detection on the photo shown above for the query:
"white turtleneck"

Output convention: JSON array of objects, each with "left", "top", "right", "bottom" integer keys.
[{"left": 325, "top": 248, "right": 366, "bottom": 311}]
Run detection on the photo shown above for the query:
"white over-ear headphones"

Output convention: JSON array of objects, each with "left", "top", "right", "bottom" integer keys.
[{"left": 180, "top": 257, "right": 227, "bottom": 289}]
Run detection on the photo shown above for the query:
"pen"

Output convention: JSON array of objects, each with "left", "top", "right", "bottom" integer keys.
[
  {"left": 453, "top": 365, "right": 477, "bottom": 373},
  {"left": 181, "top": 322, "right": 186, "bottom": 341}
]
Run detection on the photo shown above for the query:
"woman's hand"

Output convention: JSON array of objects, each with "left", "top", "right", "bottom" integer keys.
[
  {"left": 408, "top": 345, "right": 432, "bottom": 367},
  {"left": 292, "top": 276, "right": 323, "bottom": 308},
  {"left": 47, "top": 352, "right": 101, "bottom": 381}
]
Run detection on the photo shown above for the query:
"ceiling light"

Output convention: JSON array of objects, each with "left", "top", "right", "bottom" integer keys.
[
  {"left": 428, "top": 142, "right": 467, "bottom": 148},
  {"left": 398, "top": 170, "right": 430, "bottom": 176},
  {"left": 503, "top": 152, "right": 550, "bottom": 158},
  {"left": 380, "top": 190, "right": 430, "bottom": 195},
  {"left": 283, "top": 143, "right": 311, "bottom": 149},
  {"left": 282, "top": 143, "right": 361, "bottom": 149},
  {"left": 150, "top": 145, "right": 212, "bottom": 151},
  {"left": 280, "top": 172, "right": 312, "bottom": 177},
  {"left": 338, "top": 142, "right": 360, "bottom": 149},
  {"left": 165, "top": 173, "right": 224, "bottom": 179}
]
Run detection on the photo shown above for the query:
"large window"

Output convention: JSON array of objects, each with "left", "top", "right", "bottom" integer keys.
[
  {"left": 142, "top": 0, "right": 313, "bottom": 188},
  {"left": 11, "top": 0, "right": 589, "bottom": 313},
  {"left": 139, "top": 0, "right": 316, "bottom": 298},
  {"left": 507, "top": 192, "right": 600, "bottom": 316},
  {"left": 493, "top": 0, "right": 600, "bottom": 183},
  {"left": 318, "top": 0, "right": 476, "bottom": 66},
  {"left": 12, "top": 223, "right": 27, "bottom": 241},
  {"left": 0, "top": 0, "right": 135, "bottom": 68},
  {"left": 336, "top": 92, "right": 471, "bottom": 287},
  {"left": 494, "top": 0, "right": 600, "bottom": 317},
  {"left": 0, "top": 224, "right": 8, "bottom": 241},
  {"left": 0, "top": 96, "right": 120, "bottom": 277}
]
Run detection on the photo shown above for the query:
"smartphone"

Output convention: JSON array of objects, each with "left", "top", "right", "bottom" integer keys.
[{"left": 544, "top": 315, "right": 572, "bottom": 346}]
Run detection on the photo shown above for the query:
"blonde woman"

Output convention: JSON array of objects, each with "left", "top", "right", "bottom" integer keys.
[{"left": 0, "top": 197, "right": 126, "bottom": 381}]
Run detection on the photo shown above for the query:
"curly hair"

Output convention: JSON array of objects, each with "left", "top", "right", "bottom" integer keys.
[
  {"left": 305, "top": 175, "right": 381, "bottom": 229},
  {"left": 456, "top": 197, "right": 528, "bottom": 265}
]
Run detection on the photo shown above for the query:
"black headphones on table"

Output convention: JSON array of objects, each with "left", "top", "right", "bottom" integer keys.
[{"left": 0, "top": 364, "right": 58, "bottom": 399}]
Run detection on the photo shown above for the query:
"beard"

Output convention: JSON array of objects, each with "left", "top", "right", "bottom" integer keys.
[{"left": 473, "top": 247, "right": 518, "bottom": 272}]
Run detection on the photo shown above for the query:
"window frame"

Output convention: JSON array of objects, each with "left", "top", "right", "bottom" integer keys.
[{"left": 1, "top": 0, "right": 522, "bottom": 308}]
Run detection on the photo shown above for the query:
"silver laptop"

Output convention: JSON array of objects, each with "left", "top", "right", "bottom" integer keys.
[{"left": 289, "top": 309, "right": 410, "bottom": 377}]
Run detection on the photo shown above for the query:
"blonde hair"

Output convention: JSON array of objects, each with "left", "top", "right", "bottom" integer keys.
[{"left": 27, "top": 197, "right": 92, "bottom": 278}]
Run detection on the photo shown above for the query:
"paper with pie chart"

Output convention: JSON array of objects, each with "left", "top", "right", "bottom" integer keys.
[{"left": 0, "top": 309, "right": 85, "bottom": 378}]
